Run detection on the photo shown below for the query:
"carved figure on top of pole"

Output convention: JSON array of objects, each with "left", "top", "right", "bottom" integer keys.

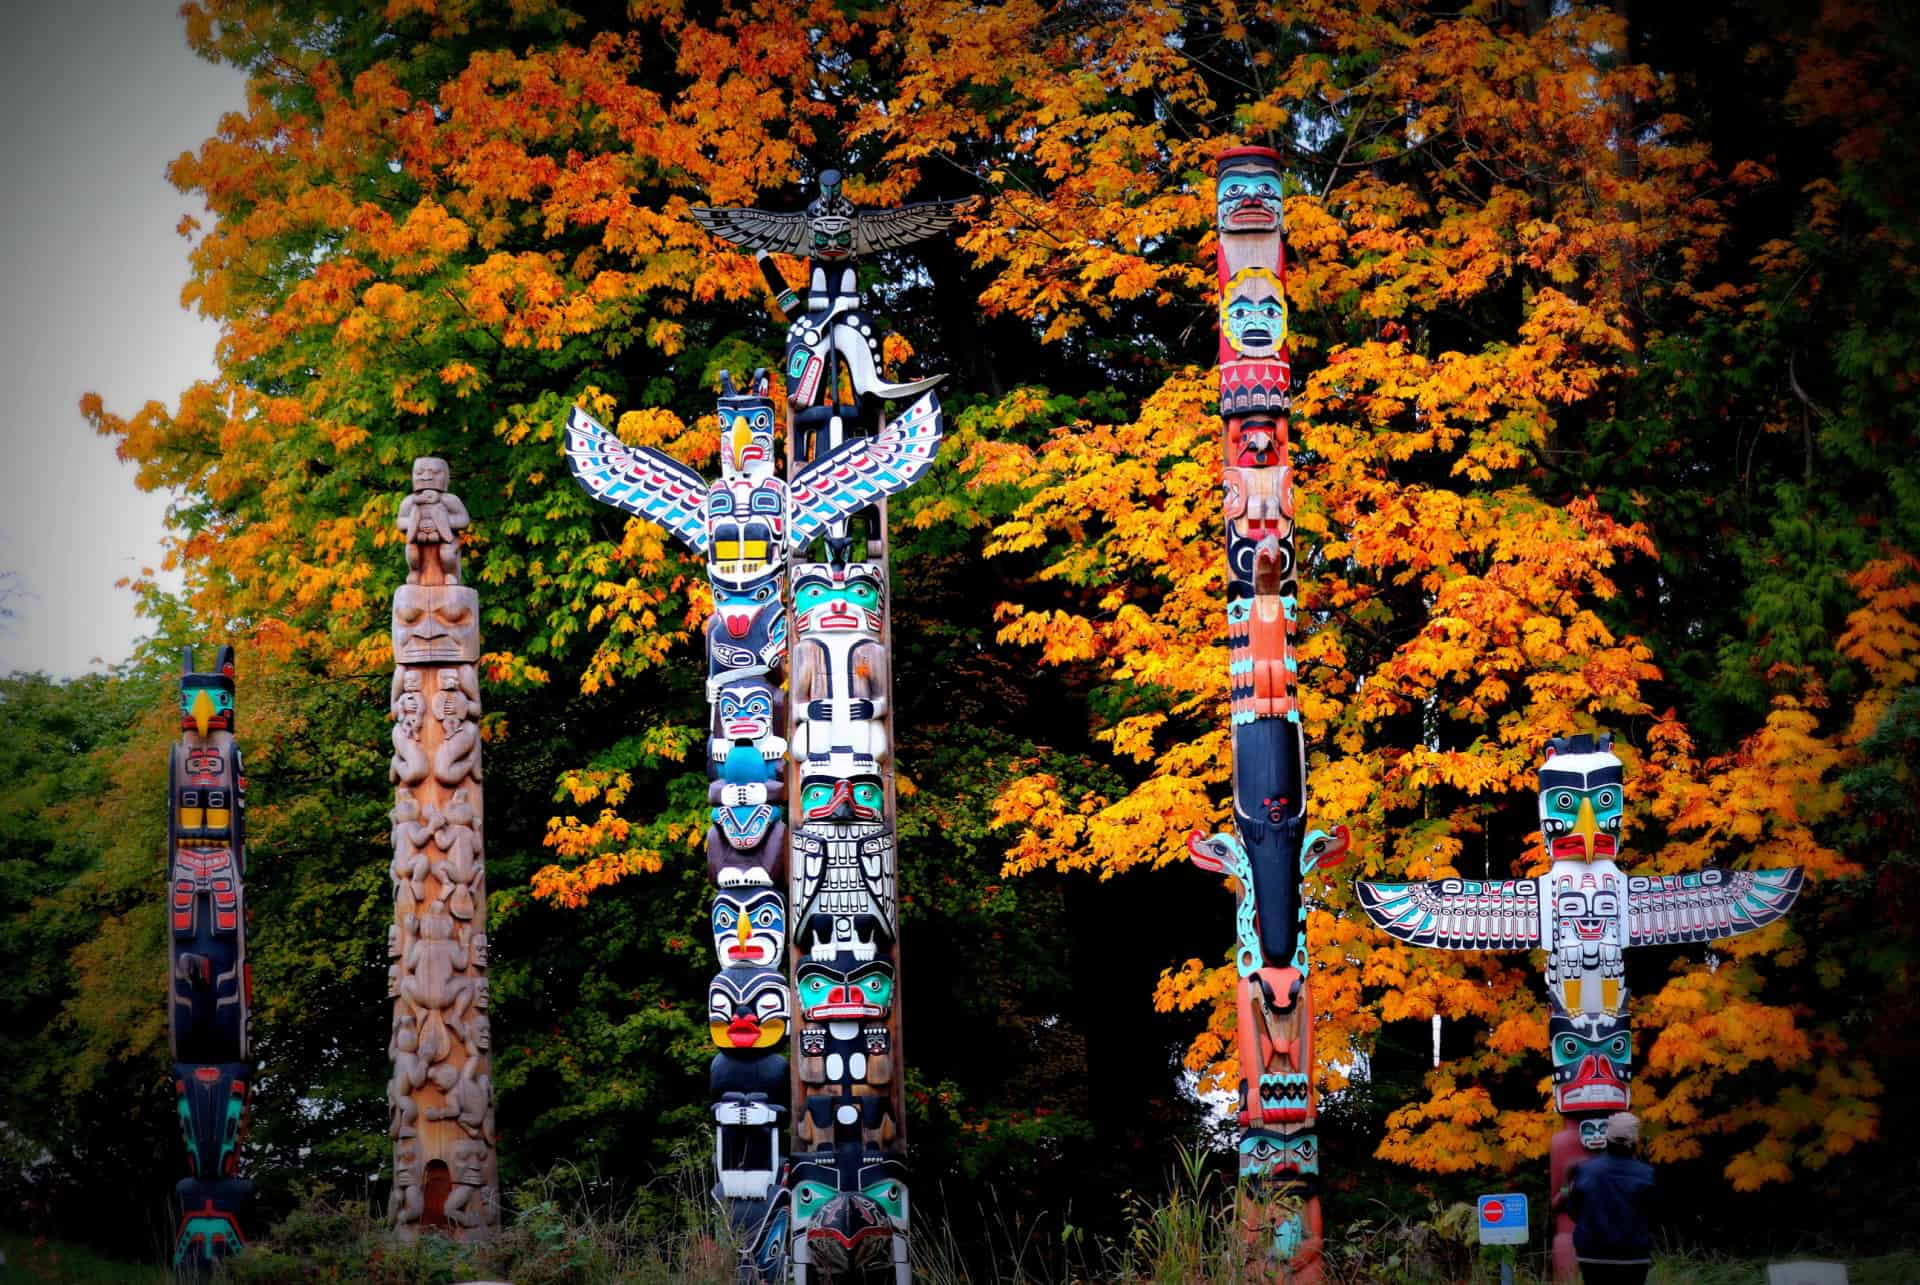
[
  {"left": 169, "top": 645, "right": 254, "bottom": 1280},
  {"left": 1355, "top": 733, "right": 1804, "bottom": 1281},
  {"left": 1186, "top": 144, "right": 1351, "bottom": 1285},
  {"left": 690, "top": 166, "right": 957, "bottom": 1285},
  {"left": 387, "top": 457, "right": 497, "bottom": 1241}
]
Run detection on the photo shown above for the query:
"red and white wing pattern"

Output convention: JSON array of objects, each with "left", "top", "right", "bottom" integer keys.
[
  {"left": 1354, "top": 877, "right": 1542, "bottom": 951},
  {"left": 787, "top": 392, "right": 943, "bottom": 550},
  {"left": 564, "top": 406, "right": 710, "bottom": 555},
  {"left": 1626, "top": 867, "right": 1804, "bottom": 946}
]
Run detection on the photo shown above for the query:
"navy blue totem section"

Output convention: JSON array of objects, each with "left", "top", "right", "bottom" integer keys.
[{"left": 169, "top": 647, "right": 254, "bottom": 1280}]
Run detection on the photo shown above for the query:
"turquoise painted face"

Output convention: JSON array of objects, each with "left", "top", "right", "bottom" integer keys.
[
  {"left": 792, "top": 562, "right": 884, "bottom": 633},
  {"left": 799, "top": 776, "right": 885, "bottom": 822},
  {"left": 1538, "top": 743, "right": 1625, "bottom": 862},
  {"left": 1217, "top": 162, "right": 1286, "bottom": 231},
  {"left": 1550, "top": 1014, "right": 1632, "bottom": 1112},
  {"left": 1222, "top": 268, "right": 1287, "bottom": 357},
  {"left": 796, "top": 956, "right": 896, "bottom": 1020},
  {"left": 179, "top": 679, "right": 235, "bottom": 735},
  {"left": 1239, "top": 1128, "right": 1318, "bottom": 1179}
]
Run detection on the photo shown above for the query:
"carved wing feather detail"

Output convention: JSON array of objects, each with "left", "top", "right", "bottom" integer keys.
[
  {"left": 1354, "top": 878, "right": 1542, "bottom": 951},
  {"left": 1626, "top": 867, "right": 1804, "bottom": 946},
  {"left": 851, "top": 202, "right": 961, "bottom": 256},
  {"left": 787, "top": 392, "right": 944, "bottom": 549},
  {"left": 689, "top": 206, "right": 811, "bottom": 256},
  {"left": 564, "top": 406, "right": 710, "bottom": 555}
]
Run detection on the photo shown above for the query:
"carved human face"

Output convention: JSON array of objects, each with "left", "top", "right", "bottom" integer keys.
[
  {"left": 393, "top": 585, "right": 480, "bottom": 663},
  {"left": 412, "top": 457, "right": 450, "bottom": 492},
  {"left": 712, "top": 889, "right": 786, "bottom": 968},
  {"left": 1550, "top": 1014, "right": 1632, "bottom": 1112},
  {"left": 1222, "top": 268, "right": 1288, "bottom": 358},
  {"left": 1539, "top": 740, "right": 1625, "bottom": 862},
  {"left": 715, "top": 678, "right": 780, "bottom": 743},
  {"left": 1216, "top": 157, "right": 1285, "bottom": 232},
  {"left": 1554, "top": 875, "right": 1621, "bottom": 948},
  {"left": 707, "top": 966, "right": 790, "bottom": 1050},
  {"left": 792, "top": 561, "right": 884, "bottom": 635}
]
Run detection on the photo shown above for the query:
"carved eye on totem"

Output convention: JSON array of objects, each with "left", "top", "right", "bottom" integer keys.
[
  {"left": 1605, "top": 1033, "right": 1630, "bottom": 1060},
  {"left": 1555, "top": 1034, "right": 1582, "bottom": 1060},
  {"left": 1555, "top": 791, "right": 1575, "bottom": 811},
  {"left": 1597, "top": 789, "right": 1617, "bottom": 809}
]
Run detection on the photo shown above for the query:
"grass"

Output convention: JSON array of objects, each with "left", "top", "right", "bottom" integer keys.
[
  {"left": 5, "top": 1163, "right": 1918, "bottom": 1284},
  {"left": 0, "top": 1232, "right": 171, "bottom": 1285}
]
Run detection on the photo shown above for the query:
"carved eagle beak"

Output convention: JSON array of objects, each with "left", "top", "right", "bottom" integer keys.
[
  {"left": 1573, "top": 798, "right": 1599, "bottom": 862},
  {"left": 190, "top": 689, "right": 216, "bottom": 738}
]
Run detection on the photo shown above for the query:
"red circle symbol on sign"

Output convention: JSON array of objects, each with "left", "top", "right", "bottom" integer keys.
[{"left": 1483, "top": 1200, "right": 1504, "bottom": 1223}]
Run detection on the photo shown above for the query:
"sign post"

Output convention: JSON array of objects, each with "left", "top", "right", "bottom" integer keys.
[{"left": 1477, "top": 1192, "right": 1529, "bottom": 1285}]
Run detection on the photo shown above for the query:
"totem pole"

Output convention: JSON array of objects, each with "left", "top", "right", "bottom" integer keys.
[
  {"left": 567, "top": 168, "right": 947, "bottom": 1278},
  {"left": 387, "top": 457, "right": 498, "bottom": 1240},
  {"left": 1184, "top": 145, "right": 1350, "bottom": 1284},
  {"left": 1355, "top": 733, "right": 1804, "bottom": 1280},
  {"left": 169, "top": 646, "right": 253, "bottom": 1278}
]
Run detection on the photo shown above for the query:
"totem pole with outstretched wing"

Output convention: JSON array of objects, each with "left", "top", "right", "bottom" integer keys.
[
  {"left": 689, "top": 166, "right": 955, "bottom": 1285},
  {"left": 1355, "top": 732, "right": 1803, "bottom": 1281}
]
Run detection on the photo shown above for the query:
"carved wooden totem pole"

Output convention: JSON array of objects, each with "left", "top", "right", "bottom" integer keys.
[
  {"left": 1355, "top": 732, "right": 1804, "bottom": 1280},
  {"left": 569, "top": 166, "right": 949, "bottom": 1282},
  {"left": 387, "top": 457, "right": 498, "bottom": 1240},
  {"left": 169, "top": 646, "right": 253, "bottom": 1278},
  {"left": 1185, "top": 146, "right": 1350, "bottom": 1284}
]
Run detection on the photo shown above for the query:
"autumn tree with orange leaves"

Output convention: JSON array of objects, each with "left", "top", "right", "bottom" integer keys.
[{"left": 11, "top": 0, "right": 1916, "bottom": 1267}]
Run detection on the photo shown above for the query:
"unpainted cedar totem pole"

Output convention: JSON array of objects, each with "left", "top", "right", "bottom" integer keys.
[
  {"left": 387, "top": 456, "right": 498, "bottom": 1239},
  {"left": 169, "top": 646, "right": 254, "bottom": 1279},
  {"left": 1186, "top": 145, "right": 1352, "bottom": 1284},
  {"left": 565, "top": 165, "right": 954, "bottom": 1284},
  {"left": 1355, "top": 733, "right": 1804, "bottom": 1280}
]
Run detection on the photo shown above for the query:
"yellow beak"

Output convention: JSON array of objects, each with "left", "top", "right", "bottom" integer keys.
[
  {"left": 1573, "top": 797, "right": 1598, "bottom": 862},
  {"left": 190, "top": 689, "right": 215, "bottom": 738},
  {"left": 738, "top": 912, "right": 752, "bottom": 947},
  {"left": 728, "top": 415, "right": 752, "bottom": 471}
]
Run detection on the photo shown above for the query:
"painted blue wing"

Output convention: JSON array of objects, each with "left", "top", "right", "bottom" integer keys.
[
  {"left": 1626, "top": 867, "right": 1803, "bottom": 946},
  {"left": 564, "top": 406, "right": 710, "bottom": 555},
  {"left": 787, "top": 391, "right": 943, "bottom": 550},
  {"left": 1355, "top": 877, "right": 1542, "bottom": 951}
]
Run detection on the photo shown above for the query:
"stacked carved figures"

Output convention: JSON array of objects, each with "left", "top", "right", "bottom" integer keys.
[
  {"left": 387, "top": 457, "right": 498, "bottom": 1240},
  {"left": 565, "top": 330, "right": 942, "bottom": 1276},
  {"left": 697, "top": 169, "right": 952, "bottom": 1285},
  {"left": 1186, "top": 146, "right": 1350, "bottom": 1284},
  {"left": 1355, "top": 734, "right": 1804, "bottom": 1281},
  {"left": 169, "top": 647, "right": 253, "bottom": 1278}
]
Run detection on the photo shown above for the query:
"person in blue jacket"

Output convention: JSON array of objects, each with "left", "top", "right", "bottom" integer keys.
[{"left": 1556, "top": 1112, "right": 1657, "bottom": 1284}]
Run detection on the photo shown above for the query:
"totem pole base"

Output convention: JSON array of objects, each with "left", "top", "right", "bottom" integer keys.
[
  {"left": 1548, "top": 1121, "right": 1585, "bottom": 1282},
  {"left": 1241, "top": 1187, "right": 1322, "bottom": 1284}
]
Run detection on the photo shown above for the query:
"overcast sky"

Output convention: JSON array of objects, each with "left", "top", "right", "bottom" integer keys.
[{"left": 0, "top": 0, "right": 247, "bottom": 677}]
